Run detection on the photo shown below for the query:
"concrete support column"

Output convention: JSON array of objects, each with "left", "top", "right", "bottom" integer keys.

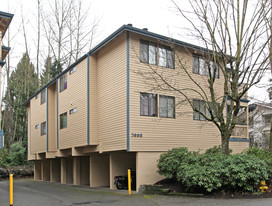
[
  {"left": 34, "top": 161, "right": 41, "bottom": 180},
  {"left": 61, "top": 158, "right": 67, "bottom": 184},
  {"left": 73, "top": 157, "right": 80, "bottom": 185},
  {"left": 136, "top": 152, "right": 164, "bottom": 192}
]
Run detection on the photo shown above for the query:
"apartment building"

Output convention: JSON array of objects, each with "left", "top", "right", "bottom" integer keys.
[
  {"left": 24, "top": 24, "right": 250, "bottom": 191},
  {"left": 0, "top": 11, "right": 13, "bottom": 148}
]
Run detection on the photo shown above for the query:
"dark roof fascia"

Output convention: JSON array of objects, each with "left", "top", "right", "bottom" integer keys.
[
  {"left": 2, "top": 45, "right": 10, "bottom": 51},
  {"left": 124, "top": 25, "right": 214, "bottom": 55},
  {"left": 0, "top": 11, "right": 14, "bottom": 38},
  {"left": 0, "top": 60, "right": 6, "bottom": 67},
  {"left": 22, "top": 24, "right": 227, "bottom": 106}
]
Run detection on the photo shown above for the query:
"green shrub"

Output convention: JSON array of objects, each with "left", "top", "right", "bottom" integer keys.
[
  {"left": 177, "top": 153, "right": 226, "bottom": 192},
  {"left": 157, "top": 147, "right": 190, "bottom": 179},
  {"left": 0, "top": 142, "right": 27, "bottom": 167},
  {"left": 243, "top": 147, "right": 272, "bottom": 178},
  {"left": 205, "top": 145, "right": 232, "bottom": 155},
  {"left": 157, "top": 147, "right": 270, "bottom": 193}
]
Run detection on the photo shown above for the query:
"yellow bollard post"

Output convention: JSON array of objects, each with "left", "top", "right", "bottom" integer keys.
[
  {"left": 128, "top": 169, "right": 131, "bottom": 196},
  {"left": 9, "top": 174, "right": 13, "bottom": 206}
]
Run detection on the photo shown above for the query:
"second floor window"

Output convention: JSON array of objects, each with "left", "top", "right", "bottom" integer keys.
[
  {"left": 41, "top": 89, "right": 46, "bottom": 105},
  {"left": 60, "top": 112, "right": 67, "bottom": 129},
  {"left": 41, "top": 122, "right": 46, "bottom": 136},
  {"left": 60, "top": 74, "right": 67, "bottom": 92},
  {"left": 140, "top": 93, "right": 157, "bottom": 117},
  {"left": 159, "top": 95, "right": 175, "bottom": 118},
  {"left": 140, "top": 40, "right": 157, "bottom": 65},
  {"left": 159, "top": 46, "right": 174, "bottom": 69},
  {"left": 193, "top": 55, "right": 219, "bottom": 78},
  {"left": 140, "top": 40, "right": 175, "bottom": 69}
]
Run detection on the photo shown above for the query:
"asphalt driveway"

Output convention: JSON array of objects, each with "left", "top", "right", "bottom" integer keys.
[{"left": 0, "top": 179, "right": 272, "bottom": 206}]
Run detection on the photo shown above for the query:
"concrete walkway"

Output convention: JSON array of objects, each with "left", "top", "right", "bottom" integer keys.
[{"left": 0, "top": 179, "right": 272, "bottom": 206}]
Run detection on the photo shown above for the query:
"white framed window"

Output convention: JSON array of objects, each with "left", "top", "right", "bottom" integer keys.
[
  {"left": 69, "top": 108, "right": 77, "bottom": 115},
  {"left": 158, "top": 45, "right": 174, "bottom": 69},
  {"left": 193, "top": 100, "right": 206, "bottom": 121},
  {"left": 140, "top": 40, "right": 157, "bottom": 65},
  {"left": 69, "top": 67, "right": 77, "bottom": 75},
  {"left": 140, "top": 93, "right": 157, "bottom": 117},
  {"left": 159, "top": 95, "right": 175, "bottom": 118},
  {"left": 41, "top": 122, "right": 46, "bottom": 136},
  {"left": 60, "top": 74, "right": 67, "bottom": 92},
  {"left": 193, "top": 55, "right": 219, "bottom": 78}
]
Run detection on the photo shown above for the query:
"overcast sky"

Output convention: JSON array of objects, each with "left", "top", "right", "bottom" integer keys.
[{"left": 1, "top": 0, "right": 271, "bottom": 103}]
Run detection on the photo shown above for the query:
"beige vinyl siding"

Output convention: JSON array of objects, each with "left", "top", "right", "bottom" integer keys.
[
  {"left": 30, "top": 92, "right": 47, "bottom": 153},
  {"left": 58, "top": 58, "right": 88, "bottom": 149},
  {"left": 129, "top": 33, "right": 227, "bottom": 152},
  {"left": 89, "top": 55, "right": 98, "bottom": 145},
  {"left": 48, "top": 83, "right": 57, "bottom": 152},
  {"left": 97, "top": 32, "right": 127, "bottom": 152},
  {"left": 27, "top": 105, "right": 35, "bottom": 160},
  {"left": 230, "top": 141, "right": 249, "bottom": 153}
]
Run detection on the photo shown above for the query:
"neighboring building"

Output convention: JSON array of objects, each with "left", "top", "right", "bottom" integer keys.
[
  {"left": 249, "top": 103, "right": 272, "bottom": 149},
  {"left": 23, "top": 24, "right": 250, "bottom": 191},
  {"left": 0, "top": 11, "right": 13, "bottom": 148}
]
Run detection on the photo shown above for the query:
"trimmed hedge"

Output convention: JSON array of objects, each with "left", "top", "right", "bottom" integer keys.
[{"left": 157, "top": 146, "right": 270, "bottom": 193}]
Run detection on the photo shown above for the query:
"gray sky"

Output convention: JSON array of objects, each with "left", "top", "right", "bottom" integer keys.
[{"left": 1, "top": 0, "right": 271, "bottom": 103}]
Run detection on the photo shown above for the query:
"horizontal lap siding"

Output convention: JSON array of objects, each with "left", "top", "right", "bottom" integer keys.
[
  {"left": 129, "top": 33, "right": 225, "bottom": 152},
  {"left": 230, "top": 141, "right": 249, "bottom": 153},
  {"left": 30, "top": 94, "right": 47, "bottom": 153},
  {"left": 59, "top": 58, "right": 88, "bottom": 149},
  {"left": 97, "top": 33, "right": 127, "bottom": 152},
  {"left": 48, "top": 84, "right": 57, "bottom": 152}
]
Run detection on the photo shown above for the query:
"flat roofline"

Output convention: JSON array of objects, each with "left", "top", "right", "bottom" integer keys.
[{"left": 22, "top": 24, "right": 226, "bottom": 106}]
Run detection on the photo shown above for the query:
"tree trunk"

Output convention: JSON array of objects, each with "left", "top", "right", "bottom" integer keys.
[{"left": 222, "top": 136, "right": 230, "bottom": 155}]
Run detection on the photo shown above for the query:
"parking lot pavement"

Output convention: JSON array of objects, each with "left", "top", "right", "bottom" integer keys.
[{"left": 0, "top": 179, "right": 272, "bottom": 206}]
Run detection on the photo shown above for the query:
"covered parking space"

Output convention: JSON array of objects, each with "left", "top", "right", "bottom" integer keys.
[{"left": 109, "top": 152, "right": 136, "bottom": 190}]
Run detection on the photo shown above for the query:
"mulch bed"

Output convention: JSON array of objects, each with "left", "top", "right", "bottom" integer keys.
[{"left": 155, "top": 178, "right": 272, "bottom": 199}]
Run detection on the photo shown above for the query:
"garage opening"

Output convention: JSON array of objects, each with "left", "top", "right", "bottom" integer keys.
[
  {"left": 90, "top": 154, "right": 110, "bottom": 187},
  {"left": 110, "top": 152, "right": 136, "bottom": 191},
  {"left": 42, "top": 159, "right": 50, "bottom": 181},
  {"left": 50, "top": 158, "right": 60, "bottom": 182},
  {"left": 80, "top": 156, "right": 90, "bottom": 186},
  {"left": 66, "top": 157, "right": 73, "bottom": 184},
  {"left": 34, "top": 160, "right": 42, "bottom": 180}
]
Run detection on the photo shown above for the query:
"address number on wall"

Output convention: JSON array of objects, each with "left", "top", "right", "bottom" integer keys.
[{"left": 131, "top": 133, "right": 143, "bottom": 138}]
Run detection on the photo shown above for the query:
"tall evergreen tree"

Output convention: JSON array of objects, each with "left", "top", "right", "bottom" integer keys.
[
  {"left": 50, "top": 60, "right": 63, "bottom": 79},
  {"left": 3, "top": 53, "right": 39, "bottom": 148},
  {"left": 40, "top": 56, "right": 52, "bottom": 86}
]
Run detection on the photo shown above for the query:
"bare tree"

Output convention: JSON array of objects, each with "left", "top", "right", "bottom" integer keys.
[
  {"left": 142, "top": 0, "right": 271, "bottom": 154},
  {"left": 42, "top": 0, "right": 98, "bottom": 68}
]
